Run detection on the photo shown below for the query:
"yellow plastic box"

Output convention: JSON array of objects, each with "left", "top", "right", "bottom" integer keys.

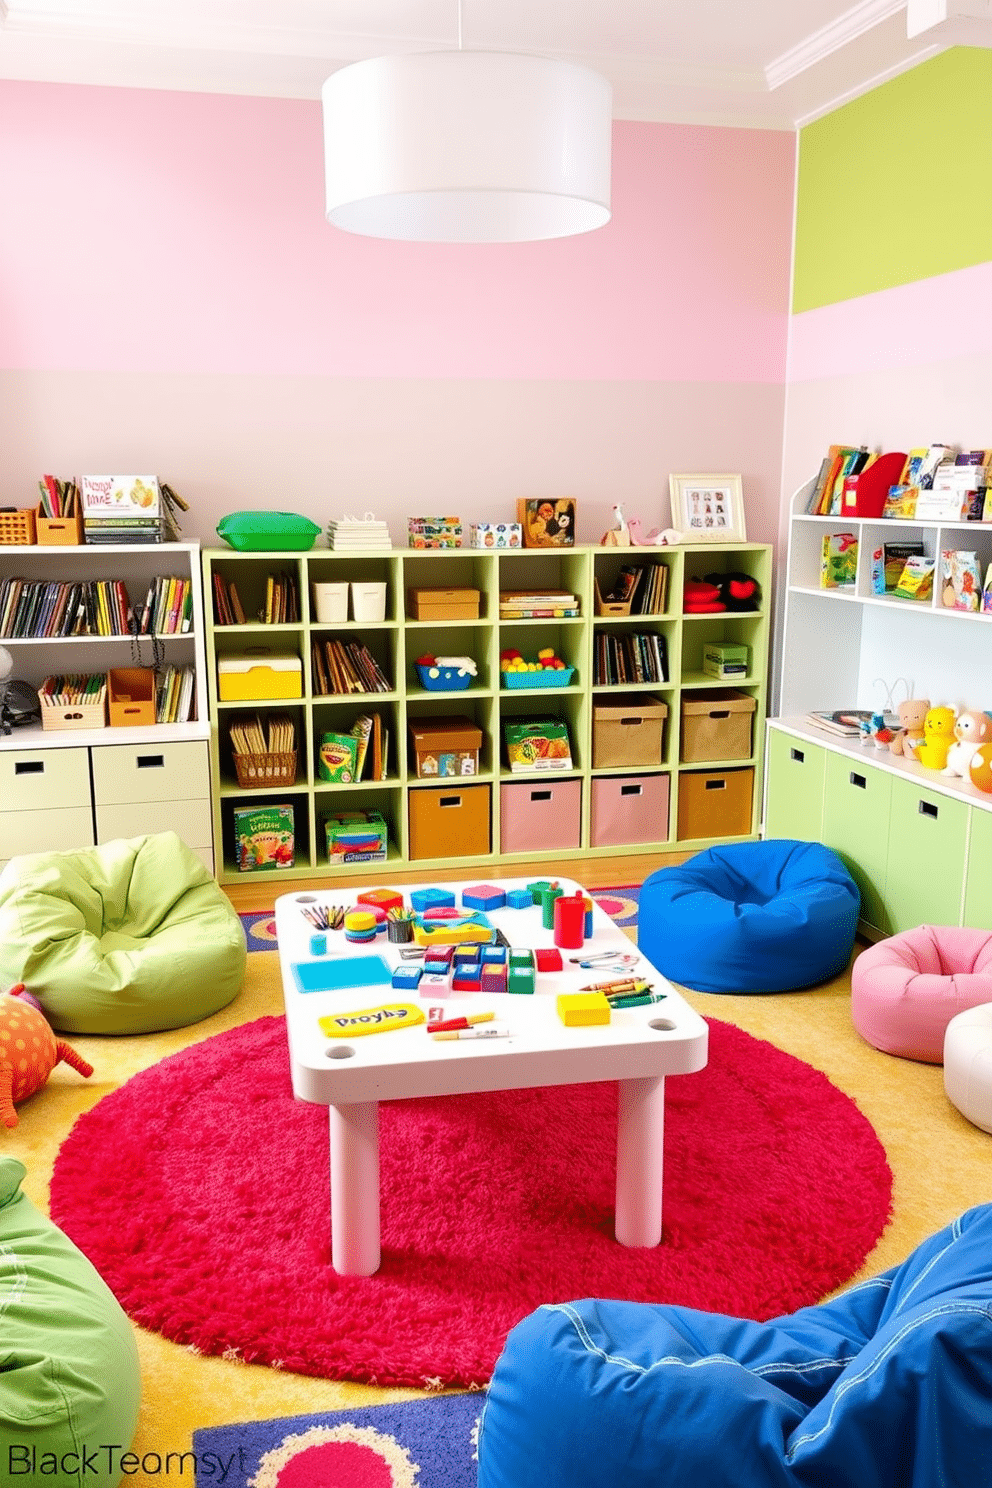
[{"left": 218, "top": 653, "right": 302, "bottom": 701}]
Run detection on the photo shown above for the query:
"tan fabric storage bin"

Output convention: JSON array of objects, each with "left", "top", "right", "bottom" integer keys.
[
  {"left": 680, "top": 689, "right": 756, "bottom": 763},
  {"left": 677, "top": 767, "right": 754, "bottom": 839},
  {"left": 409, "top": 784, "right": 491, "bottom": 859},
  {"left": 592, "top": 695, "right": 668, "bottom": 768}
]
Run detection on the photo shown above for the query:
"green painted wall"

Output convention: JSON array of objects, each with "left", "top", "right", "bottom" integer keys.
[{"left": 794, "top": 48, "right": 992, "bottom": 313}]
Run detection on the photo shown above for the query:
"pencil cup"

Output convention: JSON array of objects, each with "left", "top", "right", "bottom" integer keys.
[
  {"left": 312, "top": 582, "right": 349, "bottom": 623},
  {"left": 554, "top": 894, "right": 585, "bottom": 950},
  {"left": 540, "top": 885, "right": 564, "bottom": 930},
  {"left": 388, "top": 919, "right": 413, "bottom": 943},
  {"left": 351, "top": 582, "right": 387, "bottom": 623}
]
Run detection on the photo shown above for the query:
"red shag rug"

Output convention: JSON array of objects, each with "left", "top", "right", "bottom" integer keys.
[{"left": 50, "top": 1015, "right": 892, "bottom": 1391}]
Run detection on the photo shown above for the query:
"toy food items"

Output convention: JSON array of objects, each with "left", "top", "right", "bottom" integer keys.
[
  {"left": 969, "top": 743, "right": 992, "bottom": 794},
  {"left": 944, "top": 710, "right": 992, "bottom": 778},
  {"left": 916, "top": 707, "right": 957, "bottom": 771},
  {"left": 500, "top": 647, "right": 570, "bottom": 674},
  {"left": 0, "top": 986, "right": 93, "bottom": 1128},
  {"left": 889, "top": 697, "right": 930, "bottom": 759},
  {"left": 504, "top": 718, "right": 573, "bottom": 772}
]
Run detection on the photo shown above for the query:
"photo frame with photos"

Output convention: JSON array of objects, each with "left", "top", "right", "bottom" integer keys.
[{"left": 669, "top": 473, "right": 746, "bottom": 542}]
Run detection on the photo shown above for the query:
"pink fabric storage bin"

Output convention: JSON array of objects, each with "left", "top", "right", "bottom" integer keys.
[
  {"left": 591, "top": 774, "right": 670, "bottom": 848},
  {"left": 500, "top": 779, "right": 581, "bottom": 855}
]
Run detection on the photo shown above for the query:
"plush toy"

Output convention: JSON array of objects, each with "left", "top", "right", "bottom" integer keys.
[
  {"left": 0, "top": 985, "right": 93, "bottom": 1129},
  {"left": 859, "top": 712, "right": 896, "bottom": 749},
  {"left": 889, "top": 697, "right": 931, "bottom": 760},
  {"left": 704, "top": 571, "right": 761, "bottom": 612},
  {"left": 684, "top": 578, "right": 725, "bottom": 614},
  {"left": 943, "top": 709, "right": 992, "bottom": 778},
  {"left": 916, "top": 706, "right": 958, "bottom": 771},
  {"left": 970, "top": 742, "right": 992, "bottom": 794}
]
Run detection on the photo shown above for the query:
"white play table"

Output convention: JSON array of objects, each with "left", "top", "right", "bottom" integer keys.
[{"left": 276, "top": 876, "right": 708, "bottom": 1276}]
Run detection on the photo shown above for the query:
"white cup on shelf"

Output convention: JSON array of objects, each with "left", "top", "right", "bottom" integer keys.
[
  {"left": 311, "top": 582, "right": 349, "bottom": 623},
  {"left": 351, "top": 582, "right": 387, "bottom": 623}
]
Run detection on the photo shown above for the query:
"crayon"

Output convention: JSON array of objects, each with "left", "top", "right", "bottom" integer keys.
[{"left": 428, "top": 1011, "right": 496, "bottom": 1033}]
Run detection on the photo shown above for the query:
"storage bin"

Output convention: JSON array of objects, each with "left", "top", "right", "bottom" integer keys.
[
  {"left": 107, "top": 667, "right": 156, "bottom": 727},
  {"left": 500, "top": 778, "right": 582, "bottom": 854},
  {"left": 409, "top": 783, "right": 491, "bottom": 859},
  {"left": 408, "top": 715, "right": 483, "bottom": 778},
  {"left": 680, "top": 689, "right": 756, "bottom": 762},
  {"left": 593, "top": 695, "right": 668, "bottom": 768},
  {"left": 311, "top": 581, "right": 348, "bottom": 623},
  {"left": 217, "top": 652, "right": 302, "bottom": 701},
  {"left": 407, "top": 587, "right": 481, "bottom": 621},
  {"left": 0, "top": 509, "right": 36, "bottom": 545},
  {"left": 351, "top": 581, "right": 387, "bottom": 622},
  {"left": 591, "top": 774, "right": 670, "bottom": 847},
  {"left": 677, "top": 768, "right": 754, "bottom": 840}
]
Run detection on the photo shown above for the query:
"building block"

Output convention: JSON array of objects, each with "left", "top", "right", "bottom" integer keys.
[
  {"left": 391, "top": 964, "right": 423, "bottom": 990},
  {"left": 505, "top": 888, "right": 534, "bottom": 910},
  {"left": 509, "top": 947, "right": 534, "bottom": 967},
  {"left": 453, "top": 945, "right": 480, "bottom": 964},
  {"left": 423, "top": 905, "right": 463, "bottom": 919},
  {"left": 557, "top": 992, "right": 611, "bottom": 1026},
  {"left": 451, "top": 973, "right": 482, "bottom": 992},
  {"left": 481, "top": 944, "right": 507, "bottom": 963},
  {"left": 527, "top": 880, "right": 553, "bottom": 904},
  {"left": 357, "top": 887, "right": 404, "bottom": 912},
  {"left": 419, "top": 973, "right": 451, "bottom": 998},
  {"left": 480, "top": 965, "right": 508, "bottom": 993},
  {"left": 508, "top": 967, "right": 535, "bottom": 995},
  {"left": 462, "top": 883, "right": 507, "bottom": 911},
  {"left": 410, "top": 887, "right": 457, "bottom": 912},
  {"left": 413, "top": 913, "right": 493, "bottom": 946},
  {"left": 535, "top": 948, "right": 564, "bottom": 972}
]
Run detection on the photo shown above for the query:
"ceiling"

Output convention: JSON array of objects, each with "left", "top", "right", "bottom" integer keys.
[{"left": 1, "top": 0, "right": 991, "bottom": 128}]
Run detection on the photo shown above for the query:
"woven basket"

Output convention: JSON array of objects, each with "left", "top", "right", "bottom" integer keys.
[
  {"left": 233, "top": 750, "right": 297, "bottom": 788},
  {"left": 0, "top": 509, "right": 37, "bottom": 545}
]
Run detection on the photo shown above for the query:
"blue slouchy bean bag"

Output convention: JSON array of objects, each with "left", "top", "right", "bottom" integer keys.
[
  {"left": 478, "top": 1204, "right": 992, "bottom": 1488},
  {"left": 638, "top": 839, "right": 859, "bottom": 993}
]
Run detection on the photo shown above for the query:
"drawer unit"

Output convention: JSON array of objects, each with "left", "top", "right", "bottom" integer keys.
[
  {"left": 0, "top": 746, "right": 91, "bottom": 812},
  {"left": 763, "top": 730, "right": 826, "bottom": 842},
  {"left": 500, "top": 778, "right": 582, "bottom": 854},
  {"left": 677, "top": 767, "right": 754, "bottom": 840},
  {"left": 0, "top": 806, "right": 94, "bottom": 866},
  {"left": 591, "top": 774, "right": 670, "bottom": 847},
  {"left": 885, "top": 776, "right": 968, "bottom": 934},
  {"left": 95, "top": 797, "right": 213, "bottom": 847},
  {"left": 821, "top": 751, "right": 893, "bottom": 935},
  {"left": 408, "top": 783, "right": 491, "bottom": 860},
  {"left": 964, "top": 806, "right": 992, "bottom": 931},
  {"left": 91, "top": 740, "right": 210, "bottom": 805}
]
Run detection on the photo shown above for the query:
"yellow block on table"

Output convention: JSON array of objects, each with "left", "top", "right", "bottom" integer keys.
[{"left": 557, "top": 992, "right": 611, "bottom": 1026}]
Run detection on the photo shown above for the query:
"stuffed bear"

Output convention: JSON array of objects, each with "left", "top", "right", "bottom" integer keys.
[
  {"left": 889, "top": 697, "right": 931, "bottom": 760},
  {"left": 0, "top": 985, "right": 93, "bottom": 1129},
  {"left": 705, "top": 571, "right": 761, "bottom": 612}
]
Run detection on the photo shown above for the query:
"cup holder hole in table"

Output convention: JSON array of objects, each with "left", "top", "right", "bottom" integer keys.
[
  {"left": 649, "top": 1018, "right": 677, "bottom": 1031},
  {"left": 295, "top": 894, "right": 319, "bottom": 904},
  {"left": 325, "top": 1045, "right": 356, "bottom": 1059}
]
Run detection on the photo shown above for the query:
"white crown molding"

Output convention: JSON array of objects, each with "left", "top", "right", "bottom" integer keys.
[
  {"left": 793, "top": 38, "right": 942, "bottom": 123},
  {"left": 766, "top": 0, "right": 906, "bottom": 90}
]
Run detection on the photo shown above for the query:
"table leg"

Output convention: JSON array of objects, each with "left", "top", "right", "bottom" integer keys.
[
  {"left": 329, "top": 1100, "right": 380, "bottom": 1276},
  {"left": 615, "top": 1075, "right": 665, "bottom": 1247}
]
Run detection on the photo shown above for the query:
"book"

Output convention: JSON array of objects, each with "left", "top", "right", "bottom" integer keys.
[
  {"left": 820, "top": 532, "right": 858, "bottom": 588},
  {"left": 806, "top": 709, "right": 899, "bottom": 737}
]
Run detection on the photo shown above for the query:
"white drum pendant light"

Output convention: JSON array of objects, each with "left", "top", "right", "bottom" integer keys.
[{"left": 322, "top": 47, "right": 613, "bottom": 242}]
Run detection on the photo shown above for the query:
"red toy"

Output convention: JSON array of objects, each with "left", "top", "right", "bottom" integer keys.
[
  {"left": 0, "top": 985, "right": 93, "bottom": 1129},
  {"left": 683, "top": 578, "right": 725, "bottom": 614}
]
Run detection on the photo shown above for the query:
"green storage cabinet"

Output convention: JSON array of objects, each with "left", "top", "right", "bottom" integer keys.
[
  {"left": 885, "top": 777, "right": 968, "bottom": 933},
  {"left": 764, "top": 728, "right": 825, "bottom": 841},
  {"left": 964, "top": 806, "right": 992, "bottom": 931},
  {"left": 821, "top": 751, "right": 893, "bottom": 934}
]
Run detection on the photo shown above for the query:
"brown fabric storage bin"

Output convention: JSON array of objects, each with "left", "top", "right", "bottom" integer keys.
[
  {"left": 409, "top": 783, "right": 491, "bottom": 859},
  {"left": 677, "top": 768, "right": 754, "bottom": 840},
  {"left": 408, "top": 715, "right": 483, "bottom": 778},
  {"left": 592, "top": 695, "right": 668, "bottom": 768},
  {"left": 680, "top": 689, "right": 756, "bottom": 763}
]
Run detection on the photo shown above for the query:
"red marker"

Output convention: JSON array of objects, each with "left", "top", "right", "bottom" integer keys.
[{"left": 427, "top": 1011, "right": 496, "bottom": 1033}]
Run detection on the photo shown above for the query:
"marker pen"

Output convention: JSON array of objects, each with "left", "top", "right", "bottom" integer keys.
[
  {"left": 432, "top": 1026, "right": 510, "bottom": 1041},
  {"left": 610, "top": 992, "right": 668, "bottom": 1009},
  {"left": 428, "top": 1012, "right": 496, "bottom": 1033}
]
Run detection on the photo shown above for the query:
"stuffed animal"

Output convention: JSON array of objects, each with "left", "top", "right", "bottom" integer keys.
[
  {"left": 970, "top": 742, "right": 992, "bottom": 794},
  {"left": 0, "top": 985, "right": 93, "bottom": 1129},
  {"left": 684, "top": 578, "right": 725, "bottom": 614},
  {"left": 859, "top": 712, "right": 896, "bottom": 749},
  {"left": 889, "top": 697, "right": 930, "bottom": 760},
  {"left": 704, "top": 572, "right": 761, "bottom": 612},
  {"left": 943, "top": 709, "right": 992, "bottom": 778},
  {"left": 916, "top": 706, "right": 958, "bottom": 771}
]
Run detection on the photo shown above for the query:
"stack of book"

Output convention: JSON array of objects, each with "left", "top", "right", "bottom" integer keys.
[
  {"left": 594, "top": 631, "right": 668, "bottom": 685},
  {"left": 211, "top": 572, "right": 247, "bottom": 625},
  {"left": 498, "top": 589, "right": 580, "bottom": 618},
  {"left": 155, "top": 664, "right": 195, "bottom": 724},
  {"left": 311, "top": 638, "right": 392, "bottom": 695},
  {"left": 80, "top": 477, "right": 187, "bottom": 544},
  {"left": 326, "top": 516, "right": 391, "bottom": 550},
  {"left": 805, "top": 709, "right": 899, "bottom": 737},
  {"left": 136, "top": 575, "right": 192, "bottom": 634}
]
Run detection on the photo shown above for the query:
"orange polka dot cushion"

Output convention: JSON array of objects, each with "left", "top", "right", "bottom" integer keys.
[
  {"left": 0, "top": 986, "right": 93, "bottom": 1127},
  {"left": 0, "top": 832, "right": 246, "bottom": 1035}
]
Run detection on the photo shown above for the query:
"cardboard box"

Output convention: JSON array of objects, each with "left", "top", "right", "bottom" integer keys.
[
  {"left": 325, "top": 810, "right": 388, "bottom": 863},
  {"left": 406, "top": 587, "right": 481, "bottom": 621},
  {"left": 107, "top": 667, "right": 156, "bottom": 727},
  {"left": 702, "top": 643, "right": 750, "bottom": 680},
  {"left": 592, "top": 695, "right": 667, "bottom": 768},
  {"left": 408, "top": 715, "right": 483, "bottom": 778},
  {"left": 408, "top": 783, "right": 491, "bottom": 859},
  {"left": 407, "top": 517, "right": 463, "bottom": 549},
  {"left": 504, "top": 718, "right": 572, "bottom": 772},
  {"left": 517, "top": 498, "right": 576, "bottom": 548},
  {"left": 218, "top": 652, "right": 302, "bottom": 701},
  {"left": 468, "top": 522, "right": 522, "bottom": 548},
  {"left": 233, "top": 803, "right": 295, "bottom": 872},
  {"left": 680, "top": 689, "right": 756, "bottom": 763}
]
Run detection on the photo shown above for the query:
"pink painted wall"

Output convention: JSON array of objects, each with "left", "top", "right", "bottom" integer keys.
[{"left": 0, "top": 82, "right": 794, "bottom": 546}]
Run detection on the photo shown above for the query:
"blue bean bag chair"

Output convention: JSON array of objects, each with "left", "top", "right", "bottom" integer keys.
[
  {"left": 478, "top": 1204, "right": 992, "bottom": 1488},
  {"left": 638, "top": 839, "right": 859, "bottom": 993}
]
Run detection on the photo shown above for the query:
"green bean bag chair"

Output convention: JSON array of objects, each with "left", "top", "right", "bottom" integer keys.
[
  {"left": 0, "top": 833, "right": 246, "bottom": 1035},
  {"left": 0, "top": 1157, "right": 141, "bottom": 1488}
]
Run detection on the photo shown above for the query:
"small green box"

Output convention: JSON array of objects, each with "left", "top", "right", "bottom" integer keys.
[
  {"left": 702, "top": 643, "right": 750, "bottom": 680},
  {"left": 233, "top": 804, "right": 295, "bottom": 872}
]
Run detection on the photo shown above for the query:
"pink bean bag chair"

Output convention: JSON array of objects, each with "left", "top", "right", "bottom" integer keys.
[{"left": 851, "top": 924, "right": 992, "bottom": 1063}]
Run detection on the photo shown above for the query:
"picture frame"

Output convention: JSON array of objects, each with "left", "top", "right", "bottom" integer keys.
[
  {"left": 516, "top": 497, "right": 576, "bottom": 548},
  {"left": 669, "top": 473, "right": 746, "bottom": 543}
]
